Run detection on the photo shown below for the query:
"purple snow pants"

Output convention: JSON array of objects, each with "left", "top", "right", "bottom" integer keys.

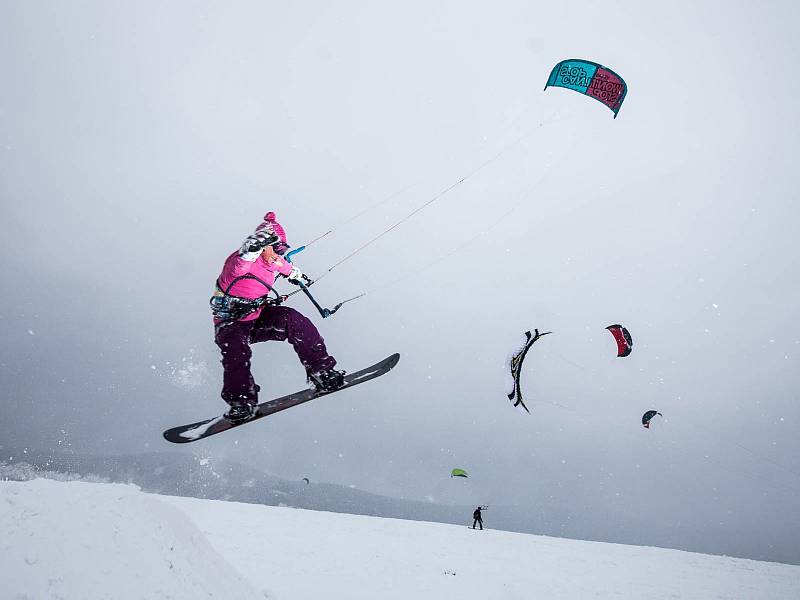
[{"left": 214, "top": 306, "right": 336, "bottom": 407}]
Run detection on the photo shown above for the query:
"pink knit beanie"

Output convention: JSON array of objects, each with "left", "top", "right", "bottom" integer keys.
[{"left": 256, "top": 212, "right": 290, "bottom": 254}]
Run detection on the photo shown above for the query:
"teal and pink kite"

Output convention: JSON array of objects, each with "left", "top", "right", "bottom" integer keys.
[{"left": 544, "top": 59, "right": 627, "bottom": 118}]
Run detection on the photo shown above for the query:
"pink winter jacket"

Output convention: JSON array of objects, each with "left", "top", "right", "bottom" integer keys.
[{"left": 214, "top": 251, "right": 294, "bottom": 323}]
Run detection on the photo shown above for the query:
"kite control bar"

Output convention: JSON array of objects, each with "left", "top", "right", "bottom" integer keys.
[
  {"left": 284, "top": 246, "right": 306, "bottom": 263},
  {"left": 295, "top": 276, "right": 363, "bottom": 319}
]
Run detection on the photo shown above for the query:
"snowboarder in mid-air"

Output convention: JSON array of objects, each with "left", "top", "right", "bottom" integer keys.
[
  {"left": 472, "top": 506, "right": 486, "bottom": 530},
  {"left": 211, "top": 212, "right": 345, "bottom": 423}
]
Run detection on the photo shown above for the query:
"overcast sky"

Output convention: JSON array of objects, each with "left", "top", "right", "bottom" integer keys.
[{"left": 2, "top": 0, "right": 799, "bottom": 559}]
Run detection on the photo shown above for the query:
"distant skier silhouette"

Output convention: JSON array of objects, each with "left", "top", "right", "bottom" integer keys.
[{"left": 472, "top": 506, "right": 486, "bottom": 530}]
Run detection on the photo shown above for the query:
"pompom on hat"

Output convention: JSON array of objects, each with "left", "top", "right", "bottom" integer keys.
[{"left": 255, "top": 211, "right": 290, "bottom": 255}]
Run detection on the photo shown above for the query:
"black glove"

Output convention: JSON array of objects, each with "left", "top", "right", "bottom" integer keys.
[
  {"left": 287, "top": 266, "right": 306, "bottom": 285},
  {"left": 240, "top": 231, "right": 279, "bottom": 256}
]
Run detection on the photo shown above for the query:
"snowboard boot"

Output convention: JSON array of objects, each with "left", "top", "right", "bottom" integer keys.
[
  {"left": 309, "top": 368, "right": 346, "bottom": 392},
  {"left": 224, "top": 403, "right": 255, "bottom": 423}
]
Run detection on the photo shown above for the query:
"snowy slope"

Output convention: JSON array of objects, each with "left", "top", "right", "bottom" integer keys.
[
  {"left": 1, "top": 479, "right": 262, "bottom": 600},
  {"left": 166, "top": 494, "right": 800, "bottom": 600},
  {"left": 3, "top": 479, "right": 800, "bottom": 600}
]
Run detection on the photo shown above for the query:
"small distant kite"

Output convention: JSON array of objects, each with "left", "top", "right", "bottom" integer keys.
[
  {"left": 544, "top": 59, "right": 628, "bottom": 117},
  {"left": 505, "top": 329, "right": 552, "bottom": 413},
  {"left": 451, "top": 468, "right": 469, "bottom": 478},
  {"left": 301, "top": 477, "right": 310, "bottom": 485},
  {"left": 606, "top": 324, "right": 633, "bottom": 357},
  {"left": 642, "top": 410, "right": 662, "bottom": 429}
]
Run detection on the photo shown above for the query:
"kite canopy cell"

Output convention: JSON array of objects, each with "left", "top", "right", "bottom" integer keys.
[
  {"left": 450, "top": 468, "right": 469, "bottom": 478},
  {"left": 642, "top": 410, "right": 662, "bottom": 429},
  {"left": 505, "top": 329, "right": 552, "bottom": 413},
  {"left": 606, "top": 324, "right": 633, "bottom": 357},
  {"left": 544, "top": 59, "right": 627, "bottom": 117}
]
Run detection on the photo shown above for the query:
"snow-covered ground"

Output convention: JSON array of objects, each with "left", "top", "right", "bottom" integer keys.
[
  {"left": 1, "top": 479, "right": 260, "bottom": 599},
  {"left": 3, "top": 479, "right": 799, "bottom": 600}
]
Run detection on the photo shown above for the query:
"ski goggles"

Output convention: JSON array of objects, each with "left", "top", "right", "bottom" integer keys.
[{"left": 271, "top": 240, "right": 290, "bottom": 256}]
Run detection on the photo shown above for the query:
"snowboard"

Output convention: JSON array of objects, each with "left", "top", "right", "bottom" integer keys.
[{"left": 163, "top": 353, "right": 399, "bottom": 444}]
